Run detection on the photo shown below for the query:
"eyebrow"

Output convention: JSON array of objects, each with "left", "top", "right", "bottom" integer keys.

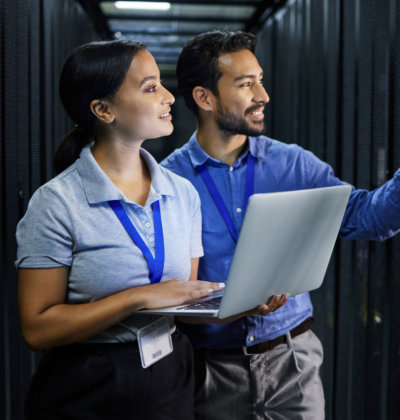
[
  {"left": 233, "top": 72, "right": 264, "bottom": 83},
  {"left": 140, "top": 76, "right": 158, "bottom": 87}
]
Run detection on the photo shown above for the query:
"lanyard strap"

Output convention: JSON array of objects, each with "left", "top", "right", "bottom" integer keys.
[
  {"left": 196, "top": 153, "right": 255, "bottom": 242},
  {"left": 109, "top": 200, "right": 165, "bottom": 284}
]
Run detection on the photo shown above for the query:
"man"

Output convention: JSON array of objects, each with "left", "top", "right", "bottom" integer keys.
[{"left": 161, "top": 31, "right": 400, "bottom": 419}]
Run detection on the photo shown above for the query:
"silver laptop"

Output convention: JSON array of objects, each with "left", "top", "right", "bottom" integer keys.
[{"left": 139, "top": 185, "right": 352, "bottom": 319}]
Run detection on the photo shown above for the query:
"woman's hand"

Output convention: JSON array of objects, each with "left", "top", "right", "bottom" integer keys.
[{"left": 140, "top": 279, "right": 225, "bottom": 309}]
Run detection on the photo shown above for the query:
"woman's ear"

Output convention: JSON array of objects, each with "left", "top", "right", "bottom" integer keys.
[
  {"left": 89, "top": 99, "right": 115, "bottom": 124},
  {"left": 192, "top": 86, "right": 216, "bottom": 112}
]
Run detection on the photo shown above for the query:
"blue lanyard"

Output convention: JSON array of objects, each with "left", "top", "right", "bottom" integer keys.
[
  {"left": 109, "top": 200, "right": 165, "bottom": 284},
  {"left": 196, "top": 153, "right": 255, "bottom": 242}
]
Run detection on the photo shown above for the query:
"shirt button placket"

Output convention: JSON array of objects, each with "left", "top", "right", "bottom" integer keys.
[{"left": 229, "top": 164, "right": 242, "bottom": 225}]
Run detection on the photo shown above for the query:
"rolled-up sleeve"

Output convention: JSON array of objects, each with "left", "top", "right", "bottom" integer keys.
[{"left": 302, "top": 149, "right": 400, "bottom": 241}]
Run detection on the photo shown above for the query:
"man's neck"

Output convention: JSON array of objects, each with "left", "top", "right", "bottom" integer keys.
[{"left": 196, "top": 121, "right": 248, "bottom": 166}]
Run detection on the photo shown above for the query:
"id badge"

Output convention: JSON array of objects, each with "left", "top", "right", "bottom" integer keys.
[{"left": 137, "top": 317, "right": 173, "bottom": 368}]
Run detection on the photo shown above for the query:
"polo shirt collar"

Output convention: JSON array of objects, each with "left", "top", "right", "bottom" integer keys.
[
  {"left": 77, "top": 145, "right": 174, "bottom": 205},
  {"left": 187, "top": 131, "right": 264, "bottom": 168}
]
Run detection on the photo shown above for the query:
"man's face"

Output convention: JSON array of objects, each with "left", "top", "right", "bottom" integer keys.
[{"left": 213, "top": 49, "right": 269, "bottom": 137}]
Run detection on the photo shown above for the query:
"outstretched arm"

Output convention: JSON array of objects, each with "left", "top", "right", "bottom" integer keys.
[
  {"left": 303, "top": 148, "right": 400, "bottom": 241},
  {"left": 340, "top": 172, "right": 400, "bottom": 240}
]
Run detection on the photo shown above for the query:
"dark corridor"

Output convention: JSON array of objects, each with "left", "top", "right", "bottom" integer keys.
[{"left": 1, "top": 1, "right": 399, "bottom": 419}]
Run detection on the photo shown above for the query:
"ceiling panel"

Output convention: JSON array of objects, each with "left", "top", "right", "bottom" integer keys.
[
  {"left": 80, "top": 1, "right": 277, "bottom": 75},
  {"left": 100, "top": 2, "right": 256, "bottom": 19},
  {"left": 109, "top": 19, "right": 244, "bottom": 35}
]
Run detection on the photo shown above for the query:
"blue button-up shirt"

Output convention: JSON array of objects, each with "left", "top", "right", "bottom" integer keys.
[{"left": 162, "top": 133, "right": 400, "bottom": 348}]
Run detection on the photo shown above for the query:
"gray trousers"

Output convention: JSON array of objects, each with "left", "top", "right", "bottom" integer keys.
[{"left": 193, "top": 330, "right": 325, "bottom": 420}]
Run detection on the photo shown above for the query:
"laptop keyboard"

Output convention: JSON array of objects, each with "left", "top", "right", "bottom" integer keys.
[{"left": 176, "top": 296, "right": 222, "bottom": 311}]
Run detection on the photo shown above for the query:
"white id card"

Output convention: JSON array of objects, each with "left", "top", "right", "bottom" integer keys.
[{"left": 137, "top": 317, "right": 173, "bottom": 368}]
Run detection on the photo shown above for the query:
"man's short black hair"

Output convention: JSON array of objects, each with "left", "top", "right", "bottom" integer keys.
[{"left": 176, "top": 31, "right": 257, "bottom": 115}]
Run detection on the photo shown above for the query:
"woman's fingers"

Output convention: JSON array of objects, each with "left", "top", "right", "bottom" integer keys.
[
  {"left": 203, "top": 281, "right": 225, "bottom": 293},
  {"left": 142, "top": 279, "right": 224, "bottom": 309}
]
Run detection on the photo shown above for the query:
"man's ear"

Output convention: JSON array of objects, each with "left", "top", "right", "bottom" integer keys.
[
  {"left": 89, "top": 99, "right": 115, "bottom": 124},
  {"left": 192, "top": 86, "right": 216, "bottom": 112}
]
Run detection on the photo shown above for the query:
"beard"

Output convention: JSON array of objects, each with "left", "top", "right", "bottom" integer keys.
[{"left": 215, "top": 102, "right": 266, "bottom": 137}]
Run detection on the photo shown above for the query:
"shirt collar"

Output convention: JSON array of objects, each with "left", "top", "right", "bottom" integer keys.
[
  {"left": 186, "top": 132, "right": 213, "bottom": 167},
  {"left": 248, "top": 136, "right": 267, "bottom": 163},
  {"left": 77, "top": 145, "right": 174, "bottom": 206},
  {"left": 187, "top": 131, "right": 265, "bottom": 168}
]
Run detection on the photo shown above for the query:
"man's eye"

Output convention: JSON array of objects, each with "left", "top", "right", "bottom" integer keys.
[{"left": 240, "top": 82, "right": 251, "bottom": 88}]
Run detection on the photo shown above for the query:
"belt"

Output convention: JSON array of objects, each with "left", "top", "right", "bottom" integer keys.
[{"left": 208, "top": 317, "right": 315, "bottom": 356}]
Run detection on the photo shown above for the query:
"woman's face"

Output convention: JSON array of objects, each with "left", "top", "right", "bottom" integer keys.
[{"left": 108, "top": 49, "right": 175, "bottom": 142}]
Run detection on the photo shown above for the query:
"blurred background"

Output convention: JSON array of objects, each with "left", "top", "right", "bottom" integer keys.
[{"left": 1, "top": 1, "right": 399, "bottom": 419}]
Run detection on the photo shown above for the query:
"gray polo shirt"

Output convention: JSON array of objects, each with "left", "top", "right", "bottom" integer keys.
[{"left": 16, "top": 145, "right": 203, "bottom": 343}]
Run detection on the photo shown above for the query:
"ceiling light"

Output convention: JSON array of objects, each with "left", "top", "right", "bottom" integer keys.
[{"left": 115, "top": 2, "right": 171, "bottom": 10}]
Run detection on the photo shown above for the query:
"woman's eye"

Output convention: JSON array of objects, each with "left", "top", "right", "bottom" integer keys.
[
  {"left": 146, "top": 85, "right": 158, "bottom": 92},
  {"left": 259, "top": 79, "right": 264, "bottom": 85}
]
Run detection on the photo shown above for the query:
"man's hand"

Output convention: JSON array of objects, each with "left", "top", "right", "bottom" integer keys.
[
  {"left": 178, "top": 293, "right": 289, "bottom": 325},
  {"left": 246, "top": 294, "right": 289, "bottom": 316}
]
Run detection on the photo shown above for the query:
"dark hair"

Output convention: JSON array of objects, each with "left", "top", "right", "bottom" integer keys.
[
  {"left": 54, "top": 40, "right": 146, "bottom": 174},
  {"left": 176, "top": 31, "right": 257, "bottom": 115}
]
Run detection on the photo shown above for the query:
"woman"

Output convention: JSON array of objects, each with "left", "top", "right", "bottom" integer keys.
[{"left": 15, "top": 40, "right": 224, "bottom": 419}]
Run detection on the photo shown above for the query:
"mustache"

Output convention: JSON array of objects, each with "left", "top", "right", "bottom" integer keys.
[{"left": 245, "top": 104, "right": 265, "bottom": 114}]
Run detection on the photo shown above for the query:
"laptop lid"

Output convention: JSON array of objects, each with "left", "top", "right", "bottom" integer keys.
[{"left": 138, "top": 185, "right": 352, "bottom": 318}]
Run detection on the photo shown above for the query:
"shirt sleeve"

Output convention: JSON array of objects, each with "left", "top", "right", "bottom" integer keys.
[
  {"left": 190, "top": 188, "right": 204, "bottom": 259},
  {"left": 341, "top": 169, "right": 400, "bottom": 240},
  {"left": 302, "top": 149, "right": 400, "bottom": 240},
  {"left": 15, "top": 186, "right": 73, "bottom": 268}
]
